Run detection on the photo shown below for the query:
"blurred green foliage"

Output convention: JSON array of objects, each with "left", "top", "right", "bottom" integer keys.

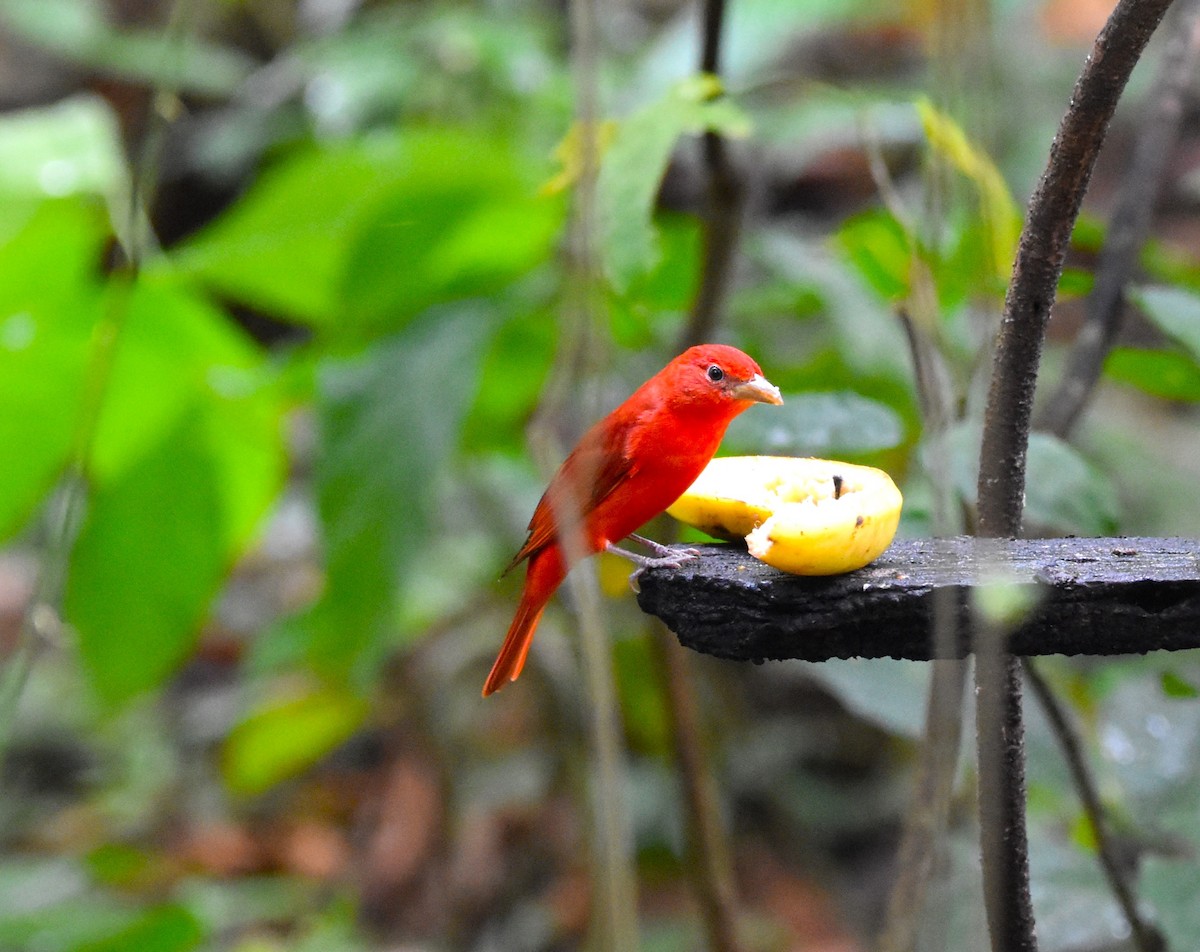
[{"left": 1, "top": 0, "right": 1200, "bottom": 948}]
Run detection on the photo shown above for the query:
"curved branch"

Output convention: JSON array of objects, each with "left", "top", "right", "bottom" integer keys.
[{"left": 975, "top": 4, "right": 1176, "bottom": 951}]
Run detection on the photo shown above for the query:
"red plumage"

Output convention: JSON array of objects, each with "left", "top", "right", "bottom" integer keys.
[{"left": 483, "top": 344, "right": 782, "bottom": 696}]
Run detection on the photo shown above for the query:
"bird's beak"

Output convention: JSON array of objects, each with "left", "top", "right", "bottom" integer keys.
[{"left": 731, "top": 373, "right": 783, "bottom": 405}]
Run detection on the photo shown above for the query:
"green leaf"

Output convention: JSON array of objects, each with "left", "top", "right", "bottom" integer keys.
[
  {"left": 0, "top": 200, "right": 108, "bottom": 540},
  {"left": 0, "top": 0, "right": 253, "bottom": 97},
  {"left": 835, "top": 208, "right": 914, "bottom": 302},
  {"left": 1024, "top": 433, "right": 1119, "bottom": 534},
  {"left": 946, "top": 426, "right": 1118, "bottom": 534},
  {"left": 67, "top": 410, "right": 228, "bottom": 703},
  {"left": 85, "top": 844, "right": 156, "bottom": 888},
  {"left": 608, "top": 214, "right": 703, "bottom": 347},
  {"left": 613, "top": 634, "right": 670, "bottom": 755},
  {"left": 1160, "top": 669, "right": 1200, "bottom": 699},
  {"left": 306, "top": 311, "right": 485, "bottom": 677},
  {"left": 939, "top": 215, "right": 1008, "bottom": 305},
  {"left": 1129, "top": 285, "right": 1200, "bottom": 361},
  {"left": 916, "top": 98, "right": 1020, "bottom": 282},
  {"left": 1057, "top": 267, "right": 1094, "bottom": 299},
  {"left": 338, "top": 131, "right": 561, "bottom": 330},
  {"left": 0, "top": 95, "right": 124, "bottom": 199},
  {"left": 73, "top": 904, "right": 203, "bottom": 952},
  {"left": 64, "top": 284, "right": 284, "bottom": 704},
  {"left": 1105, "top": 347, "right": 1200, "bottom": 402},
  {"left": 461, "top": 310, "right": 557, "bottom": 454},
  {"left": 598, "top": 74, "right": 751, "bottom": 290},
  {"left": 222, "top": 686, "right": 369, "bottom": 796},
  {"left": 170, "top": 141, "right": 402, "bottom": 325},
  {"left": 174, "top": 129, "right": 560, "bottom": 334},
  {"left": 801, "top": 659, "right": 930, "bottom": 738},
  {"left": 0, "top": 196, "right": 109, "bottom": 294},
  {"left": 974, "top": 577, "right": 1039, "bottom": 628},
  {"left": 723, "top": 390, "right": 904, "bottom": 457},
  {"left": 91, "top": 280, "right": 275, "bottom": 484}
]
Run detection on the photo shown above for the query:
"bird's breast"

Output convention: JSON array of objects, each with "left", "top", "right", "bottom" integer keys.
[{"left": 590, "top": 411, "right": 729, "bottom": 543}]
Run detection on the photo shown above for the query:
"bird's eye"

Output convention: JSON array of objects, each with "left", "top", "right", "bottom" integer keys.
[{"left": 706, "top": 364, "right": 724, "bottom": 382}]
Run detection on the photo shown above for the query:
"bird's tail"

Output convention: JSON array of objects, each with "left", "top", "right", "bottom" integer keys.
[{"left": 482, "top": 547, "right": 565, "bottom": 696}]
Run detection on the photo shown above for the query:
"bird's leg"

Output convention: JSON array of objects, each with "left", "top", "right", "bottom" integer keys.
[
  {"left": 627, "top": 532, "right": 702, "bottom": 560},
  {"left": 605, "top": 540, "right": 701, "bottom": 593}
]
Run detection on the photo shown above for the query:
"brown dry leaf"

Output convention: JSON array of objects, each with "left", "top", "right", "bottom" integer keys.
[
  {"left": 0, "top": 552, "right": 35, "bottom": 654},
  {"left": 447, "top": 807, "right": 508, "bottom": 901},
  {"left": 360, "top": 754, "right": 444, "bottom": 894},
  {"left": 544, "top": 867, "right": 592, "bottom": 937},
  {"left": 739, "top": 844, "right": 864, "bottom": 952},
  {"left": 177, "top": 821, "right": 264, "bottom": 877},
  {"left": 276, "top": 820, "right": 350, "bottom": 880}
]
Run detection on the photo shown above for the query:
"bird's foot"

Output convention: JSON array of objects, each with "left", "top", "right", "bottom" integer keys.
[
  {"left": 605, "top": 541, "right": 701, "bottom": 593},
  {"left": 627, "top": 532, "right": 703, "bottom": 561}
]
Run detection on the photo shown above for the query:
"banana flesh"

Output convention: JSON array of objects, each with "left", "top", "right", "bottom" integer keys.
[{"left": 667, "top": 456, "right": 903, "bottom": 576}]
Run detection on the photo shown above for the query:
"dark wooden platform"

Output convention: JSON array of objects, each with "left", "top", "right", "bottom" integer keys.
[{"left": 634, "top": 537, "right": 1200, "bottom": 662}]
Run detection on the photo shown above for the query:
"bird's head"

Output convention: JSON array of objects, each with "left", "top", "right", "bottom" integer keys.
[{"left": 670, "top": 344, "right": 783, "bottom": 412}]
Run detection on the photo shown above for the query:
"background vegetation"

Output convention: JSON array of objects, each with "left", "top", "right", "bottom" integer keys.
[{"left": 1, "top": 0, "right": 1200, "bottom": 949}]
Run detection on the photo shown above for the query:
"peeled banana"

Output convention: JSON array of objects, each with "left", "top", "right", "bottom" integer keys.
[{"left": 667, "top": 456, "right": 902, "bottom": 576}]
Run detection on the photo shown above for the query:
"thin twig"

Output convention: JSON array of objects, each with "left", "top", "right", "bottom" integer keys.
[
  {"left": 0, "top": 0, "right": 194, "bottom": 774},
  {"left": 1024, "top": 660, "right": 1166, "bottom": 952},
  {"left": 876, "top": 659, "right": 966, "bottom": 952},
  {"left": 867, "top": 31, "right": 972, "bottom": 935},
  {"left": 975, "top": 3, "right": 1175, "bottom": 951},
  {"left": 642, "top": 2, "right": 747, "bottom": 949},
  {"left": 876, "top": 310, "right": 966, "bottom": 952},
  {"left": 547, "top": 0, "right": 640, "bottom": 946},
  {"left": 649, "top": 624, "right": 742, "bottom": 952},
  {"left": 1039, "top": 0, "right": 1200, "bottom": 439},
  {"left": 684, "top": 0, "right": 746, "bottom": 348}
]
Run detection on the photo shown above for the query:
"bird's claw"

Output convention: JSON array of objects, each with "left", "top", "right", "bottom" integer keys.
[{"left": 625, "top": 548, "right": 700, "bottom": 593}]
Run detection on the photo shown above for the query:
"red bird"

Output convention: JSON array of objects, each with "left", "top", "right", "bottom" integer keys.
[{"left": 483, "top": 344, "right": 782, "bottom": 696}]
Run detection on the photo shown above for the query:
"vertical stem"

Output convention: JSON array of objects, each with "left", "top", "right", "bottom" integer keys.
[
  {"left": 974, "top": 635, "right": 1037, "bottom": 952},
  {"left": 876, "top": 656, "right": 966, "bottom": 952},
  {"left": 647, "top": 1, "right": 748, "bottom": 948},
  {"left": 650, "top": 627, "right": 742, "bottom": 952},
  {"left": 686, "top": 0, "right": 746, "bottom": 348},
  {"left": 974, "top": 3, "right": 1174, "bottom": 950},
  {"left": 561, "top": 0, "right": 639, "bottom": 946}
]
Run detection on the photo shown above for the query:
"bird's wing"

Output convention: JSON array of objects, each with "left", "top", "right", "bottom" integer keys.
[{"left": 503, "top": 421, "right": 638, "bottom": 573}]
